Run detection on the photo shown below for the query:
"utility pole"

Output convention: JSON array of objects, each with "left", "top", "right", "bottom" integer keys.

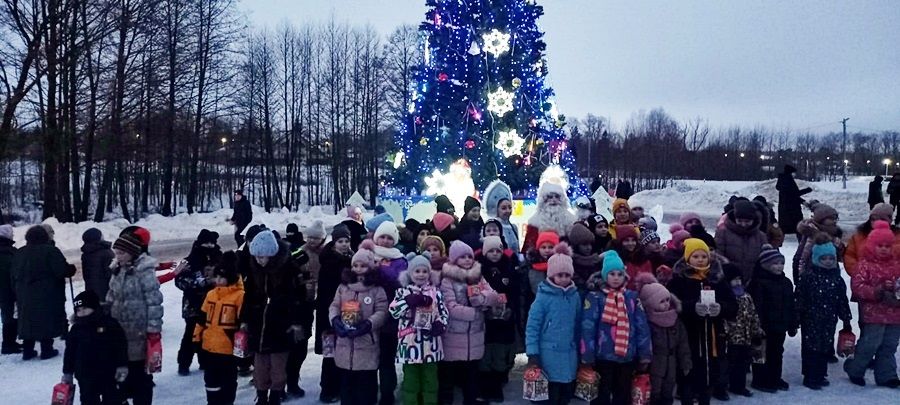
[{"left": 842, "top": 117, "right": 849, "bottom": 189}]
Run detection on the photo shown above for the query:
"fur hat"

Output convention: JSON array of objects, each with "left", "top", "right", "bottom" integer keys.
[
  {"left": 866, "top": 220, "right": 894, "bottom": 254},
  {"left": 615, "top": 225, "right": 639, "bottom": 241},
  {"left": 373, "top": 220, "right": 400, "bottom": 245},
  {"left": 732, "top": 200, "right": 757, "bottom": 221},
  {"left": 352, "top": 240, "right": 379, "bottom": 269},
  {"left": 611, "top": 198, "right": 630, "bottom": 214},
  {"left": 536, "top": 231, "right": 560, "bottom": 248},
  {"left": 73, "top": 291, "right": 101, "bottom": 311},
  {"left": 331, "top": 224, "right": 351, "bottom": 241},
  {"left": 639, "top": 230, "right": 660, "bottom": 246},
  {"left": 448, "top": 240, "right": 474, "bottom": 264},
  {"left": 249, "top": 230, "right": 279, "bottom": 257},
  {"left": 811, "top": 202, "right": 839, "bottom": 223},
  {"left": 432, "top": 213, "right": 455, "bottom": 233},
  {"left": 303, "top": 220, "right": 327, "bottom": 239},
  {"left": 682, "top": 238, "right": 710, "bottom": 261},
  {"left": 568, "top": 222, "right": 595, "bottom": 246},
  {"left": 870, "top": 203, "right": 894, "bottom": 222},
  {"left": 113, "top": 233, "right": 143, "bottom": 257},
  {"left": 419, "top": 235, "right": 446, "bottom": 256},
  {"left": 483, "top": 180, "right": 513, "bottom": 218},
  {"left": 482, "top": 236, "right": 504, "bottom": 253},
  {"left": 601, "top": 250, "right": 626, "bottom": 281},
  {"left": 81, "top": 227, "right": 102, "bottom": 244},
  {"left": 464, "top": 196, "right": 481, "bottom": 215},
  {"left": 434, "top": 195, "right": 455, "bottom": 214},
  {"left": 679, "top": 212, "right": 701, "bottom": 228},
  {"left": 547, "top": 243, "right": 574, "bottom": 278},
  {"left": 758, "top": 244, "right": 785, "bottom": 267},
  {"left": 366, "top": 213, "right": 394, "bottom": 233}
]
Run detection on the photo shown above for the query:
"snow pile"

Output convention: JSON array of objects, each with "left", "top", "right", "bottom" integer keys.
[
  {"left": 629, "top": 177, "right": 871, "bottom": 224},
  {"left": 9, "top": 205, "right": 350, "bottom": 253}
]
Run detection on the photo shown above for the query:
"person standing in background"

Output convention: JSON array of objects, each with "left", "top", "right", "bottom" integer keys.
[
  {"left": 869, "top": 175, "right": 885, "bottom": 210},
  {"left": 230, "top": 190, "right": 253, "bottom": 246}
]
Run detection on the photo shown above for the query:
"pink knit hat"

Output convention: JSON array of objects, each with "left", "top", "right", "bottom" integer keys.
[
  {"left": 547, "top": 243, "right": 574, "bottom": 278},
  {"left": 671, "top": 230, "right": 691, "bottom": 248},
  {"left": 866, "top": 220, "right": 895, "bottom": 255},
  {"left": 679, "top": 212, "right": 701, "bottom": 228},
  {"left": 432, "top": 213, "right": 455, "bottom": 233},
  {"left": 352, "top": 240, "right": 378, "bottom": 269},
  {"left": 448, "top": 240, "right": 474, "bottom": 264}
]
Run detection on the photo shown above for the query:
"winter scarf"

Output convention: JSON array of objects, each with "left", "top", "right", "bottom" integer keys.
[
  {"left": 573, "top": 252, "right": 602, "bottom": 268},
  {"left": 646, "top": 307, "right": 678, "bottom": 328},
  {"left": 601, "top": 286, "right": 631, "bottom": 357},
  {"left": 373, "top": 245, "right": 405, "bottom": 260}
]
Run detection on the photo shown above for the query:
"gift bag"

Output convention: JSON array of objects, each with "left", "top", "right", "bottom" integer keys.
[
  {"left": 838, "top": 329, "right": 857, "bottom": 357},
  {"left": 233, "top": 330, "right": 248, "bottom": 358},
  {"left": 522, "top": 366, "right": 550, "bottom": 402},
  {"left": 574, "top": 366, "right": 600, "bottom": 402},
  {"left": 414, "top": 306, "right": 434, "bottom": 330},
  {"left": 146, "top": 336, "right": 163, "bottom": 374},
  {"left": 322, "top": 332, "right": 336, "bottom": 358},
  {"left": 341, "top": 300, "right": 362, "bottom": 327},
  {"left": 51, "top": 382, "right": 75, "bottom": 405},
  {"left": 631, "top": 374, "right": 651, "bottom": 405}
]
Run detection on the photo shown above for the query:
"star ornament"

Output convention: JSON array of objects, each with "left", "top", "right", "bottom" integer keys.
[
  {"left": 488, "top": 88, "right": 515, "bottom": 116},
  {"left": 496, "top": 129, "right": 526, "bottom": 158},
  {"left": 482, "top": 29, "right": 511, "bottom": 57}
]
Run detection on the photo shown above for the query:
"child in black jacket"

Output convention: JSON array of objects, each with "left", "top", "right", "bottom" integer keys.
[
  {"left": 477, "top": 236, "right": 521, "bottom": 402},
  {"left": 748, "top": 246, "right": 797, "bottom": 393},
  {"left": 62, "top": 291, "right": 129, "bottom": 405}
]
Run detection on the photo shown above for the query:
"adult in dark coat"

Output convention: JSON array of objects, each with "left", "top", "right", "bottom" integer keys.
[
  {"left": 886, "top": 174, "right": 900, "bottom": 225},
  {"left": 776, "top": 165, "right": 812, "bottom": 235},
  {"left": 11, "top": 225, "right": 71, "bottom": 359},
  {"left": 868, "top": 176, "right": 885, "bottom": 210},
  {"left": 0, "top": 225, "right": 20, "bottom": 354},
  {"left": 80, "top": 228, "right": 115, "bottom": 302},
  {"left": 230, "top": 189, "right": 253, "bottom": 246},
  {"left": 615, "top": 179, "right": 634, "bottom": 200}
]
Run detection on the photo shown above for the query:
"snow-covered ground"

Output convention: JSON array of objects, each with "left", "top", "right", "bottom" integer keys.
[{"left": 3, "top": 177, "right": 897, "bottom": 404}]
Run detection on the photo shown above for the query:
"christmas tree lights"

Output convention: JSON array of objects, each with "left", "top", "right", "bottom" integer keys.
[{"left": 388, "top": 0, "right": 583, "bottom": 197}]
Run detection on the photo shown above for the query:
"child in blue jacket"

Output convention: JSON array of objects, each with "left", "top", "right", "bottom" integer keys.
[
  {"left": 582, "top": 250, "right": 652, "bottom": 405},
  {"left": 526, "top": 243, "right": 582, "bottom": 405}
]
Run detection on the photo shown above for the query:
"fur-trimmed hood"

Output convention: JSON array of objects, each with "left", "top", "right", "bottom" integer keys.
[
  {"left": 341, "top": 264, "right": 381, "bottom": 287},
  {"left": 441, "top": 261, "right": 483, "bottom": 285}
]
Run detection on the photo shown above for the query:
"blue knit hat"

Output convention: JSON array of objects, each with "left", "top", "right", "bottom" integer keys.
[
  {"left": 365, "top": 212, "right": 394, "bottom": 233},
  {"left": 249, "top": 230, "right": 279, "bottom": 257},
  {"left": 812, "top": 242, "right": 837, "bottom": 268},
  {"left": 601, "top": 250, "right": 626, "bottom": 281}
]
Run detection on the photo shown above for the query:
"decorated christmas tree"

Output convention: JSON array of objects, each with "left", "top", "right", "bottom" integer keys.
[{"left": 389, "top": 0, "right": 581, "bottom": 197}]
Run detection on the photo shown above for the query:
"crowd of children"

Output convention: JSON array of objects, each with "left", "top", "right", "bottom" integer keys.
[{"left": 6, "top": 179, "right": 900, "bottom": 405}]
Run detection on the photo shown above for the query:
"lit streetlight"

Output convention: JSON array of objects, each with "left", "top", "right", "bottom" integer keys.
[
  {"left": 885, "top": 159, "right": 893, "bottom": 176},
  {"left": 220, "top": 137, "right": 228, "bottom": 145},
  {"left": 739, "top": 152, "right": 745, "bottom": 158}
]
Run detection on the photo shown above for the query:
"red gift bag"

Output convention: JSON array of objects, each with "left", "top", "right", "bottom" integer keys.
[
  {"left": 146, "top": 336, "right": 163, "bottom": 374},
  {"left": 233, "top": 330, "right": 248, "bottom": 358},
  {"left": 51, "top": 382, "right": 75, "bottom": 405},
  {"left": 838, "top": 329, "right": 857, "bottom": 357},
  {"left": 631, "top": 374, "right": 651, "bottom": 405}
]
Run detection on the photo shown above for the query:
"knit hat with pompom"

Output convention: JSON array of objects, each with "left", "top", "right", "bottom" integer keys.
[
  {"left": 547, "top": 242, "right": 574, "bottom": 278},
  {"left": 866, "top": 220, "right": 894, "bottom": 256},
  {"left": 352, "top": 239, "right": 379, "bottom": 269}
]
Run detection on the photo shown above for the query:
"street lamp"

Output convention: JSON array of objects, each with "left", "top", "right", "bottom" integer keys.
[{"left": 885, "top": 159, "right": 893, "bottom": 176}]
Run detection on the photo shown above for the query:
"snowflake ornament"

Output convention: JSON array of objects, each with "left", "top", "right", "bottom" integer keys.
[
  {"left": 495, "top": 129, "right": 526, "bottom": 158},
  {"left": 482, "top": 29, "right": 511, "bottom": 57},
  {"left": 488, "top": 88, "right": 515, "bottom": 116}
]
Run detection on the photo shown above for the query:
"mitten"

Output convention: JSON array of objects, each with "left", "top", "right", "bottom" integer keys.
[
  {"left": 527, "top": 354, "right": 541, "bottom": 368},
  {"left": 695, "top": 302, "right": 709, "bottom": 317},
  {"left": 348, "top": 320, "right": 373, "bottom": 338},
  {"left": 707, "top": 302, "right": 721, "bottom": 317},
  {"left": 404, "top": 294, "right": 434, "bottom": 308},
  {"left": 331, "top": 316, "right": 352, "bottom": 338},
  {"left": 115, "top": 366, "right": 129, "bottom": 382},
  {"left": 428, "top": 322, "right": 446, "bottom": 337}
]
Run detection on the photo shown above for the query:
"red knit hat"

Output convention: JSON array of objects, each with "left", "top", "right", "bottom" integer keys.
[
  {"left": 536, "top": 231, "right": 560, "bottom": 248},
  {"left": 432, "top": 213, "right": 455, "bottom": 233},
  {"left": 615, "top": 225, "right": 639, "bottom": 241},
  {"left": 866, "top": 220, "right": 895, "bottom": 255}
]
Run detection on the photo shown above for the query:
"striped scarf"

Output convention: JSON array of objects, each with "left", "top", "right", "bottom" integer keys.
[{"left": 601, "top": 287, "right": 630, "bottom": 357}]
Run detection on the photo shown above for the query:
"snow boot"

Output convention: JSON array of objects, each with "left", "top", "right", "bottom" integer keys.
[
  {"left": 802, "top": 378, "right": 822, "bottom": 390},
  {"left": 255, "top": 390, "right": 269, "bottom": 405},
  {"left": 269, "top": 390, "right": 284, "bottom": 405},
  {"left": 876, "top": 379, "right": 900, "bottom": 388},
  {"left": 848, "top": 376, "right": 866, "bottom": 386},
  {"left": 1, "top": 341, "right": 22, "bottom": 354},
  {"left": 286, "top": 384, "right": 305, "bottom": 398}
]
